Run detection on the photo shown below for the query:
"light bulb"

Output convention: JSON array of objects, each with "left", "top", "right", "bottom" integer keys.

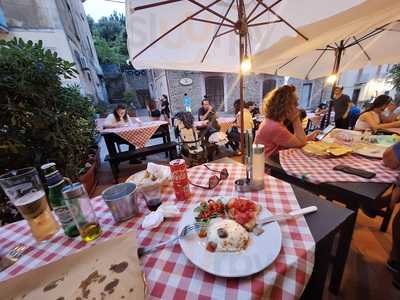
[
  {"left": 241, "top": 56, "right": 252, "bottom": 74},
  {"left": 326, "top": 74, "right": 337, "bottom": 84}
]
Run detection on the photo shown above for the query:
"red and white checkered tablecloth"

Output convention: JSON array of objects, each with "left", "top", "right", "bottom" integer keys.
[
  {"left": 195, "top": 117, "right": 236, "bottom": 133},
  {"left": 101, "top": 120, "right": 168, "bottom": 149},
  {"left": 279, "top": 148, "right": 398, "bottom": 184},
  {"left": 0, "top": 163, "right": 314, "bottom": 299},
  {"left": 218, "top": 117, "right": 236, "bottom": 133}
]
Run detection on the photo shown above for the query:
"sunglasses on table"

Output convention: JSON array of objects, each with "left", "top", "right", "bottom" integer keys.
[{"left": 189, "top": 165, "right": 229, "bottom": 190}]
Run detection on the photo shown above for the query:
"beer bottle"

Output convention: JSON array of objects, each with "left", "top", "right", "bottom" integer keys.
[{"left": 41, "top": 163, "right": 79, "bottom": 238}]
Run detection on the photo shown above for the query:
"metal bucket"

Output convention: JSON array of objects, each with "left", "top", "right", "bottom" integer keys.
[{"left": 102, "top": 182, "right": 138, "bottom": 223}]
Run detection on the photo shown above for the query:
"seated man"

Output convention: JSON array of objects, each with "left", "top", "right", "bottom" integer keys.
[
  {"left": 383, "top": 142, "right": 400, "bottom": 289},
  {"left": 197, "top": 98, "right": 220, "bottom": 136}
]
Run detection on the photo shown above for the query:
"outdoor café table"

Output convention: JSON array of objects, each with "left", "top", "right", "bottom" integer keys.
[
  {"left": 265, "top": 150, "right": 396, "bottom": 294},
  {"left": 98, "top": 118, "right": 173, "bottom": 181},
  {"left": 97, "top": 118, "right": 171, "bottom": 150},
  {"left": 194, "top": 117, "right": 236, "bottom": 133},
  {"left": 0, "top": 162, "right": 316, "bottom": 300}
]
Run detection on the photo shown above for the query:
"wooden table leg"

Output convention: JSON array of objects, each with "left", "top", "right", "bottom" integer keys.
[
  {"left": 302, "top": 232, "right": 335, "bottom": 300},
  {"left": 329, "top": 206, "right": 357, "bottom": 294}
]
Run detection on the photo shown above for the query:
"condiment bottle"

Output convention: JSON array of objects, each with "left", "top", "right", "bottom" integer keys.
[{"left": 62, "top": 183, "right": 102, "bottom": 242}]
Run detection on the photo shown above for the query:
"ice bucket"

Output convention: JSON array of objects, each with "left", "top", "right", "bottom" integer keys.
[{"left": 102, "top": 183, "right": 138, "bottom": 223}]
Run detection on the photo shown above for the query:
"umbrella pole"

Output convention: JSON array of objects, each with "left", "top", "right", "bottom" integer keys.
[
  {"left": 239, "top": 34, "right": 245, "bottom": 156},
  {"left": 238, "top": 0, "right": 245, "bottom": 157},
  {"left": 325, "top": 40, "right": 344, "bottom": 128}
]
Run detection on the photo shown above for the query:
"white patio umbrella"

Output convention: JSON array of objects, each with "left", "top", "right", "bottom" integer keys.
[
  {"left": 258, "top": 20, "right": 400, "bottom": 80},
  {"left": 125, "top": 0, "right": 392, "bottom": 152}
]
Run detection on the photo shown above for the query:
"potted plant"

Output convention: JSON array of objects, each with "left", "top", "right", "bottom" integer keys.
[{"left": 0, "top": 38, "right": 99, "bottom": 224}]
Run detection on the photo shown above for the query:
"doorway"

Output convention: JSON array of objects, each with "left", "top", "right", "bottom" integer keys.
[{"left": 205, "top": 76, "right": 224, "bottom": 111}]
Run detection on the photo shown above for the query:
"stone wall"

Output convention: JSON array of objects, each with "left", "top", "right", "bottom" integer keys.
[
  {"left": 166, "top": 70, "right": 204, "bottom": 114},
  {"left": 150, "top": 69, "right": 325, "bottom": 116}
]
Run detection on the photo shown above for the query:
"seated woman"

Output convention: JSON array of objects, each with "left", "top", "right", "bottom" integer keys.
[
  {"left": 354, "top": 95, "right": 400, "bottom": 131},
  {"left": 254, "top": 85, "right": 319, "bottom": 159},
  {"left": 103, "top": 104, "right": 133, "bottom": 129},
  {"left": 148, "top": 100, "right": 161, "bottom": 120}
]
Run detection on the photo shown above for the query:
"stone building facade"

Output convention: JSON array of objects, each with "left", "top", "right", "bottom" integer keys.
[
  {"left": 0, "top": 0, "right": 107, "bottom": 102},
  {"left": 148, "top": 69, "right": 326, "bottom": 116},
  {"left": 338, "top": 64, "right": 398, "bottom": 106}
]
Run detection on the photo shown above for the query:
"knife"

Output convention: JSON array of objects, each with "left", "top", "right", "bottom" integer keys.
[{"left": 256, "top": 206, "right": 318, "bottom": 226}]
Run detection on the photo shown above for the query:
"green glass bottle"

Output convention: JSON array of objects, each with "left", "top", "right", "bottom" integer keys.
[{"left": 41, "top": 163, "right": 80, "bottom": 238}]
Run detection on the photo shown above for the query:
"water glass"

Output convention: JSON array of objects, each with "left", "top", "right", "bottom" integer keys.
[
  {"left": 0, "top": 167, "right": 60, "bottom": 241},
  {"left": 141, "top": 185, "right": 162, "bottom": 211}
]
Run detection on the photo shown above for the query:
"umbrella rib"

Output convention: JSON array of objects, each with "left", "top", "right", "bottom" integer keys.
[
  {"left": 190, "top": 17, "right": 234, "bottom": 27},
  {"left": 132, "top": 0, "right": 224, "bottom": 60},
  {"left": 275, "top": 57, "right": 298, "bottom": 75},
  {"left": 248, "top": 20, "right": 282, "bottom": 27},
  {"left": 254, "top": 0, "right": 308, "bottom": 41},
  {"left": 215, "top": 28, "right": 235, "bottom": 38},
  {"left": 305, "top": 48, "right": 329, "bottom": 80},
  {"left": 345, "top": 29, "right": 384, "bottom": 48},
  {"left": 187, "top": 0, "right": 236, "bottom": 25},
  {"left": 247, "top": 0, "right": 283, "bottom": 24},
  {"left": 201, "top": 0, "right": 235, "bottom": 63},
  {"left": 352, "top": 36, "right": 371, "bottom": 61},
  {"left": 247, "top": 1, "right": 261, "bottom": 20},
  {"left": 134, "top": 0, "right": 183, "bottom": 10}
]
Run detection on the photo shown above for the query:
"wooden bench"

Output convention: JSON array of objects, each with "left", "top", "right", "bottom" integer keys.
[{"left": 105, "top": 142, "right": 178, "bottom": 182}]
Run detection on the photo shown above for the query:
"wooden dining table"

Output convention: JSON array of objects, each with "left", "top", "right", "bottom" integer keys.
[{"left": 266, "top": 153, "right": 393, "bottom": 295}]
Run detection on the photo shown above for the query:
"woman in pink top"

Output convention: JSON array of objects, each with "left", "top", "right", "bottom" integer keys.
[{"left": 255, "top": 85, "right": 319, "bottom": 159}]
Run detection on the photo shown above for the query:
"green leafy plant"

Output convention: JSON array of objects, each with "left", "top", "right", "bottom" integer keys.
[
  {"left": 389, "top": 64, "right": 400, "bottom": 92},
  {"left": 88, "top": 12, "right": 128, "bottom": 65},
  {"left": 0, "top": 38, "right": 97, "bottom": 224}
]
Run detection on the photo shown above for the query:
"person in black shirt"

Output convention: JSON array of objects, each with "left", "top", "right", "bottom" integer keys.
[
  {"left": 197, "top": 97, "right": 220, "bottom": 137},
  {"left": 332, "top": 86, "right": 351, "bottom": 129},
  {"left": 160, "top": 94, "right": 170, "bottom": 123}
]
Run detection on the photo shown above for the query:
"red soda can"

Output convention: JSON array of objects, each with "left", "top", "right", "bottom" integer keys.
[{"left": 169, "top": 159, "right": 190, "bottom": 201}]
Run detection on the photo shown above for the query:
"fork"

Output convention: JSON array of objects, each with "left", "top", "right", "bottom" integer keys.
[
  {"left": 137, "top": 223, "right": 200, "bottom": 258},
  {"left": 0, "top": 244, "right": 27, "bottom": 272}
]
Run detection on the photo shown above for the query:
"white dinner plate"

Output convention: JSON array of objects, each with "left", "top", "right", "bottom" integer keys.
[
  {"left": 352, "top": 144, "right": 387, "bottom": 159},
  {"left": 178, "top": 196, "right": 282, "bottom": 277}
]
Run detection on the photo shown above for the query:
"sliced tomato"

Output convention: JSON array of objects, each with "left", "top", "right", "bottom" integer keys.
[{"left": 235, "top": 211, "right": 250, "bottom": 225}]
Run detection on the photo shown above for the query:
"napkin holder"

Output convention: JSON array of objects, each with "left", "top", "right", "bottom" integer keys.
[{"left": 235, "top": 132, "right": 265, "bottom": 192}]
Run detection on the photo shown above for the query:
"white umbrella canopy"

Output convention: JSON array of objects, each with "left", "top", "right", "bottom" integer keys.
[
  {"left": 126, "top": 0, "right": 366, "bottom": 72},
  {"left": 252, "top": 0, "right": 400, "bottom": 79}
]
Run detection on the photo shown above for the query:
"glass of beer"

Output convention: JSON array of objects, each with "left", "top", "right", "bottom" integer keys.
[{"left": 0, "top": 167, "right": 60, "bottom": 241}]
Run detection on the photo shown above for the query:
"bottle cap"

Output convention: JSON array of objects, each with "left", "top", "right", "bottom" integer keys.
[
  {"left": 62, "top": 183, "right": 86, "bottom": 199},
  {"left": 41, "top": 163, "right": 57, "bottom": 177}
]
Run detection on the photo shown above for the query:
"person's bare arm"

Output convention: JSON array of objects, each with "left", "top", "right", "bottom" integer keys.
[
  {"left": 279, "top": 118, "right": 307, "bottom": 149},
  {"left": 362, "top": 112, "right": 400, "bottom": 130},
  {"left": 199, "top": 108, "right": 212, "bottom": 121},
  {"left": 383, "top": 145, "right": 400, "bottom": 169},
  {"left": 306, "top": 130, "right": 321, "bottom": 141}
]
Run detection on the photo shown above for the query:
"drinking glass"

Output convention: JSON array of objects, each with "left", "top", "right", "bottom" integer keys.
[
  {"left": 62, "top": 183, "right": 101, "bottom": 242},
  {"left": 0, "top": 167, "right": 60, "bottom": 241},
  {"left": 141, "top": 185, "right": 162, "bottom": 211}
]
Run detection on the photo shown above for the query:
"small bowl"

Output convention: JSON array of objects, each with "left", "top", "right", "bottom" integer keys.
[{"left": 102, "top": 183, "right": 138, "bottom": 223}]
